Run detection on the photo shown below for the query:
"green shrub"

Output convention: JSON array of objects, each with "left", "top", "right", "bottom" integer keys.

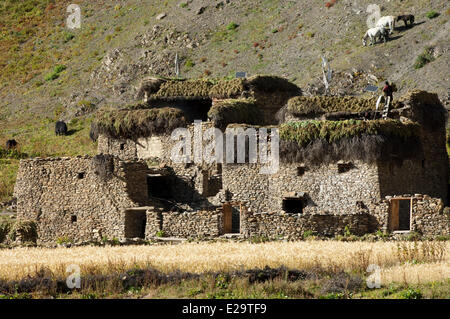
[
  {"left": 226, "top": 22, "right": 239, "bottom": 30},
  {"left": 376, "top": 229, "right": 389, "bottom": 239},
  {"left": 156, "top": 230, "right": 166, "bottom": 238},
  {"left": 426, "top": 11, "right": 439, "bottom": 19},
  {"left": 179, "top": 2, "right": 188, "bottom": 8},
  {"left": 56, "top": 236, "right": 72, "bottom": 245},
  {"left": 44, "top": 65, "right": 66, "bottom": 81},
  {"left": 401, "top": 288, "right": 423, "bottom": 299},
  {"left": 344, "top": 226, "right": 351, "bottom": 237},
  {"left": 320, "top": 292, "right": 345, "bottom": 299},
  {"left": 302, "top": 230, "right": 314, "bottom": 239},
  {"left": 184, "top": 59, "right": 195, "bottom": 69},
  {"left": 63, "top": 32, "right": 75, "bottom": 43},
  {"left": 435, "top": 235, "right": 450, "bottom": 241},
  {"left": 414, "top": 47, "right": 435, "bottom": 69},
  {"left": 215, "top": 274, "right": 230, "bottom": 289}
]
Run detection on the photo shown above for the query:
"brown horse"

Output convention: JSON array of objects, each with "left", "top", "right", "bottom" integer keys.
[{"left": 397, "top": 14, "right": 415, "bottom": 27}]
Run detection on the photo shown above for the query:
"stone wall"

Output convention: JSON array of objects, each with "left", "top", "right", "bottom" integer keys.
[
  {"left": 97, "top": 135, "right": 137, "bottom": 160},
  {"left": 366, "top": 194, "right": 449, "bottom": 236},
  {"left": 377, "top": 129, "right": 448, "bottom": 203},
  {"left": 97, "top": 122, "right": 222, "bottom": 203},
  {"left": 13, "top": 156, "right": 150, "bottom": 244},
  {"left": 146, "top": 209, "right": 223, "bottom": 238},
  {"left": 241, "top": 211, "right": 375, "bottom": 239},
  {"left": 145, "top": 194, "right": 448, "bottom": 239},
  {"left": 222, "top": 161, "right": 381, "bottom": 214},
  {"left": 411, "top": 195, "right": 449, "bottom": 236}
]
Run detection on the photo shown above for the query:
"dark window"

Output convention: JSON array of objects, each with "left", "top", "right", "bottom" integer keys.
[
  {"left": 225, "top": 189, "right": 232, "bottom": 201},
  {"left": 337, "top": 162, "right": 353, "bottom": 173},
  {"left": 297, "top": 166, "right": 305, "bottom": 176},
  {"left": 282, "top": 197, "right": 303, "bottom": 214},
  {"left": 77, "top": 172, "right": 85, "bottom": 179},
  {"left": 147, "top": 174, "right": 171, "bottom": 199},
  {"left": 120, "top": 143, "right": 125, "bottom": 150},
  {"left": 422, "top": 160, "right": 425, "bottom": 169},
  {"left": 71, "top": 215, "right": 77, "bottom": 223}
]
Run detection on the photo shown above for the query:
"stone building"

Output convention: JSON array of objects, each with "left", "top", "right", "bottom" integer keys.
[{"left": 14, "top": 77, "right": 450, "bottom": 244}]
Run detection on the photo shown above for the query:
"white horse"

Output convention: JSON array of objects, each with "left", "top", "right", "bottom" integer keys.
[
  {"left": 362, "top": 26, "right": 389, "bottom": 46},
  {"left": 376, "top": 16, "right": 396, "bottom": 34}
]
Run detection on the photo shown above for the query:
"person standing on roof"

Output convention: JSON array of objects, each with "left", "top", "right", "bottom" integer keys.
[{"left": 382, "top": 81, "right": 394, "bottom": 102}]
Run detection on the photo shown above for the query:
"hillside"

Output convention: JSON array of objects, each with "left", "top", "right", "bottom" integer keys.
[{"left": 0, "top": 0, "right": 449, "bottom": 202}]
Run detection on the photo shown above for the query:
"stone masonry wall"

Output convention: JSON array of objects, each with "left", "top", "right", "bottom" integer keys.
[
  {"left": 241, "top": 211, "right": 374, "bottom": 239},
  {"left": 146, "top": 209, "right": 223, "bottom": 238},
  {"left": 97, "top": 135, "right": 137, "bottom": 160},
  {"left": 411, "top": 195, "right": 449, "bottom": 236},
  {"left": 223, "top": 161, "right": 380, "bottom": 214},
  {"left": 377, "top": 130, "right": 448, "bottom": 203},
  {"left": 98, "top": 122, "right": 222, "bottom": 202},
  {"left": 367, "top": 194, "right": 449, "bottom": 236},
  {"left": 14, "top": 156, "right": 150, "bottom": 244}
]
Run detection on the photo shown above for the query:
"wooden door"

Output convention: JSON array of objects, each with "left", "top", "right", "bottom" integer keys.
[
  {"left": 223, "top": 203, "right": 232, "bottom": 233},
  {"left": 388, "top": 199, "right": 399, "bottom": 231}
]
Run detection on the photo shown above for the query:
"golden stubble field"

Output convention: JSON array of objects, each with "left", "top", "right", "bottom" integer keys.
[{"left": 1, "top": 241, "right": 449, "bottom": 285}]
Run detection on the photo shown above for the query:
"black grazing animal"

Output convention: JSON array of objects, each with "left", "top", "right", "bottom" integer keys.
[
  {"left": 55, "top": 121, "right": 68, "bottom": 136},
  {"left": 5, "top": 139, "right": 17, "bottom": 149},
  {"left": 397, "top": 14, "right": 414, "bottom": 27}
]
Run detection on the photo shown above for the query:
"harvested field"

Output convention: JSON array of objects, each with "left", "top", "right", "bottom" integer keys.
[{"left": 0, "top": 241, "right": 448, "bottom": 285}]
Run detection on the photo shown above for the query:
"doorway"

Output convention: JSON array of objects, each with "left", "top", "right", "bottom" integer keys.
[
  {"left": 124, "top": 209, "right": 147, "bottom": 238},
  {"left": 388, "top": 198, "right": 411, "bottom": 232},
  {"left": 223, "top": 203, "right": 241, "bottom": 234}
]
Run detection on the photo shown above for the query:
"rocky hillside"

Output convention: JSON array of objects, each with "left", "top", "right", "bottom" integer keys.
[{"left": 0, "top": 0, "right": 449, "bottom": 201}]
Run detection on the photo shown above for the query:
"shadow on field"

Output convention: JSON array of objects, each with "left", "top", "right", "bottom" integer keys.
[{"left": 0, "top": 265, "right": 364, "bottom": 297}]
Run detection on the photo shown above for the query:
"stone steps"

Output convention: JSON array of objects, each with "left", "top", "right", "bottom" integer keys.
[{"left": 220, "top": 233, "right": 244, "bottom": 239}]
